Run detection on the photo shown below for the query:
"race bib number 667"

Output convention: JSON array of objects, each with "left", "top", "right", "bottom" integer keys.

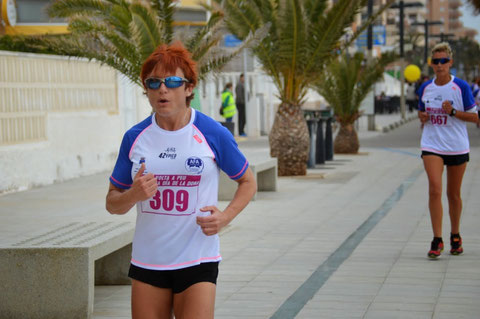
[
  {"left": 426, "top": 107, "right": 451, "bottom": 127},
  {"left": 430, "top": 114, "right": 450, "bottom": 126}
]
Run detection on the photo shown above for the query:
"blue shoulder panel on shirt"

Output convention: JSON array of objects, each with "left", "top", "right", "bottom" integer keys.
[
  {"left": 110, "top": 115, "right": 153, "bottom": 189},
  {"left": 193, "top": 111, "right": 248, "bottom": 179},
  {"left": 453, "top": 77, "right": 476, "bottom": 111}
]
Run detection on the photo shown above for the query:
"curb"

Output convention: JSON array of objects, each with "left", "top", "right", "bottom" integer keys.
[{"left": 381, "top": 114, "right": 417, "bottom": 133}]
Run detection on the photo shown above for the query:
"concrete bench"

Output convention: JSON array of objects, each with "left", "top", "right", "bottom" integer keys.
[
  {"left": 219, "top": 156, "right": 278, "bottom": 201},
  {"left": 0, "top": 221, "right": 135, "bottom": 319}
]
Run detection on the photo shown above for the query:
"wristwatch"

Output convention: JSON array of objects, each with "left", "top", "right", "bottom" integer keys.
[{"left": 450, "top": 109, "right": 457, "bottom": 117}]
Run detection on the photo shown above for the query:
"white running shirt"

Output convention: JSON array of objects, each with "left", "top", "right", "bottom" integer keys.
[
  {"left": 418, "top": 76, "right": 477, "bottom": 155},
  {"left": 110, "top": 109, "right": 248, "bottom": 270}
]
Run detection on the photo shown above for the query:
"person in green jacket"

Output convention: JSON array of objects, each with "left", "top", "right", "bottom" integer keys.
[{"left": 221, "top": 83, "right": 237, "bottom": 122}]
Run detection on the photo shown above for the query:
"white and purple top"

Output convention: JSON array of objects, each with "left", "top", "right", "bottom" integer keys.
[
  {"left": 110, "top": 109, "right": 248, "bottom": 270},
  {"left": 418, "top": 75, "right": 477, "bottom": 155}
]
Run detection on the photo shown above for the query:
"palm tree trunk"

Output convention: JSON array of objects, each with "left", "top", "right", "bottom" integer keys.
[
  {"left": 269, "top": 103, "right": 309, "bottom": 176},
  {"left": 334, "top": 123, "right": 359, "bottom": 154}
]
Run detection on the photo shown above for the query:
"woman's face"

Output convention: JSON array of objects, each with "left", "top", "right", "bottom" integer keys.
[
  {"left": 431, "top": 51, "right": 452, "bottom": 78},
  {"left": 145, "top": 66, "right": 193, "bottom": 118}
]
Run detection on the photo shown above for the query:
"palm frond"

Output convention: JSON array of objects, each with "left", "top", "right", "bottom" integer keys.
[
  {"left": 150, "top": 0, "right": 176, "bottom": 43},
  {"left": 129, "top": 2, "right": 165, "bottom": 62},
  {"left": 47, "top": 0, "right": 112, "bottom": 18},
  {"left": 314, "top": 51, "right": 398, "bottom": 125}
]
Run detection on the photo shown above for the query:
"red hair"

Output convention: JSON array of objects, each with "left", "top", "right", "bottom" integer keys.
[{"left": 140, "top": 42, "right": 198, "bottom": 105}]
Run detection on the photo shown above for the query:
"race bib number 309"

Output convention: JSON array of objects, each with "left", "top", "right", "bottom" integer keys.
[{"left": 141, "top": 175, "right": 201, "bottom": 216}]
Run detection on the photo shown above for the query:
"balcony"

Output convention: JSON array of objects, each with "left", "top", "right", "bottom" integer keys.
[
  {"left": 449, "top": 20, "right": 463, "bottom": 30},
  {"left": 449, "top": 0, "right": 462, "bottom": 9},
  {"left": 449, "top": 11, "right": 462, "bottom": 20}
]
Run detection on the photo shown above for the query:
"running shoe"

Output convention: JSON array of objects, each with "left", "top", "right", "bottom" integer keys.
[
  {"left": 450, "top": 235, "right": 463, "bottom": 255},
  {"left": 428, "top": 240, "right": 444, "bottom": 259}
]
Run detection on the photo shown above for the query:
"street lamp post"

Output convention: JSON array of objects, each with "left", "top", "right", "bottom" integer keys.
[
  {"left": 367, "top": 0, "right": 375, "bottom": 131},
  {"left": 391, "top": 1, "right": 423, "bottom": 120},
  {"left": 412, "top": 20, "right": 443, "bottom": 68}
]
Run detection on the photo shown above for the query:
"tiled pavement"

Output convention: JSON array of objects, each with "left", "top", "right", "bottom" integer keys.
[{"left": 1, "top": 113, "right": 479, "bottom": 318}]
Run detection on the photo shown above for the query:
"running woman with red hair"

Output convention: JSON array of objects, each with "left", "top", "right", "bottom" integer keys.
[{"left": 106, "top": 42, "right": 257, "bottom": 318}]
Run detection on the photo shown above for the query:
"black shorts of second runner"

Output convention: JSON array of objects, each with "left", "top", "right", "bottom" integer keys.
[
  {"left": 421, "top": 151, "right": 469, "bottom": 166},
  {"left": 128, "top": 261, "right": 219, "bottom": 294}
]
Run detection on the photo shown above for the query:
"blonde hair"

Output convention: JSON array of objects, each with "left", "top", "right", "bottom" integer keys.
[{"left": 431, "top": 42, "right": 453, "bottom": 59}]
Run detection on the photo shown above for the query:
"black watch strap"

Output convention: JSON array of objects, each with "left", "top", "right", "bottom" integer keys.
[{"left": 450, "top": 109, "right": 456, "bottom": 117}]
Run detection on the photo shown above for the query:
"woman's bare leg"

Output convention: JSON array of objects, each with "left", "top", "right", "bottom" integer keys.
[{"left": 131, "top": 279, "right": 173, "bottom": 319}]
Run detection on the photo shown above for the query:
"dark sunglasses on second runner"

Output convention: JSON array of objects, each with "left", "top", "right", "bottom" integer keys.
[
  {"left": 431, "top": 58, "right": 450, "bottom": 65},
  {"left": 145, "top": 76, "right": 189, "bottom": 89}
]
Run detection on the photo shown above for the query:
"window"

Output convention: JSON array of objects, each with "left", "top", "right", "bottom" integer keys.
[{"left": 16, "top": 0, "right": 64, "bottom": 23}]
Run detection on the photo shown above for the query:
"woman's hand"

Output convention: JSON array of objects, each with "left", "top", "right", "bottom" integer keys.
[
  {"left": 441, "top": 100, "right": 454, "bottom": 115},
  {"left": 418, "top": 111, "right": 429, "bottom": 124},
  {"left": 130, "top": 163, "right": 157, "bottom": 202},
  {"left": 106, "top": 163, "right": 157, "bottom": 215},
  {"left": 196, "top": 206, "right": 230, "bottom": 236}
]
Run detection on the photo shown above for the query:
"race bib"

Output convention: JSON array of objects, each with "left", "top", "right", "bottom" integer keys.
[
  {"left": 140, "top": 175, "right": 201, "bottom": 216},
  {"left": 426, "top": 107, "right": 452, "bottom": 127}
]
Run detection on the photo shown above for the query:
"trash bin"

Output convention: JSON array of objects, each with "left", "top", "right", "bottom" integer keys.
[
  {"left": 304, "top": 109, "right": 334, "bottom": 167},
  {"left": 306, "top": 118, "right": 318, "bottom": 168}
]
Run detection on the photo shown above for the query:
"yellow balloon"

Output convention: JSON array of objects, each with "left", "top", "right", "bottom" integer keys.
[{"left": 404, "top": 64, "right": 421, "bottom": 83}]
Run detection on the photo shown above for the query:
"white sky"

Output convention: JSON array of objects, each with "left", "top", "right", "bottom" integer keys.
[{"left": 460, "top": 0, "right": 480, "bottom": 43}]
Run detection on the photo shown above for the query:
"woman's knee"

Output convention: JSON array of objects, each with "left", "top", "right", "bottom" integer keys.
[
  {"left": 446, "top": 190, "right": 462, "bottom": 203},
  {"left": 428, "top": 186, "right": 442, "bottom": 199}
]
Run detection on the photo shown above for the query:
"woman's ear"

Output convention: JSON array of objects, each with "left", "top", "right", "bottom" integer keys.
[{"left": 186, "top": 84, "right": 194, "bottom": 97}]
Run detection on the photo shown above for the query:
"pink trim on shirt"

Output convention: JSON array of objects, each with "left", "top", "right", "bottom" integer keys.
[
  {"left": 129, "top": 123, "right": 153, "bottom": 159},
  {"left": 110, "top": 175, "right": 132, "bottom": 187},
  {"left": 421, "top": 147, "right": 470, "bottom": 155},
  {"left": 131, "top": 255, "right": 222, "bottom": 269},
  {"left": 192, "top": 124, "right": 215, "bottom": 159},
  {"left": 229, "top": 160, "right": 248, "bottom": 179}
]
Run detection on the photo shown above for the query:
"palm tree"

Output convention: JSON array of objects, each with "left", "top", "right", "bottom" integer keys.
[
  {"left": 211, "top": 0, "right": 394, "bottom": 175},
  {"left": 313, "top": 51, "right": 397, "bottom": 154},
  {"left": 0, "top": 0, "right": 258, "bottom": 85}
]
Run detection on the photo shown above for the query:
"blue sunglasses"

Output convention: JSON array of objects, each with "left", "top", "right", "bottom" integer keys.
[
  {"left": 431, "top": 58, "right": 450, "bottom": 65},
  {"left": 145, "top": 76, "right": 189, "bottom": 89}
]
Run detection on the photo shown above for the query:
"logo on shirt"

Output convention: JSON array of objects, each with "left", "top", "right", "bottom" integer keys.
[
  {"left": 159, "top": 147, "right": 177, "bottom": 160},
  {"left": 185, "top": 157, "right": 204, "bottom": 174},
  {"left": 434, "top": 95, "right": 442, "bottom": 102}
]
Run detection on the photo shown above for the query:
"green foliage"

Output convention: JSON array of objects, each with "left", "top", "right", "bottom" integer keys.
[
  {"left": 450, "top": 37, "right": 480, "bottom": 81},
  {"left": 212, "top": 0, "right": 395, "bottom": 107},
  {"left": 314, "top": 51, "right": 398, "bottom": 125},
  {"left": 0, "top": 0, "right": 257, "bottom": 86}
]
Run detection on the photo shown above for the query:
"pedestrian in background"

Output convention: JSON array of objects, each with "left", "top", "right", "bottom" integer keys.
[
  {"left": 235, "top": 74, "right": 247, "bottom": 136},
  {"left": 417, "top": 42, "right": 478, "bottom": 259},
  {"left": 106, "top": 42, "right": 256, "bottom": 319},
  {"left": 221, "top": 82, "right": 236, "bottom": 123},
  {"left": 406, "top": 82, "right": 417, "bottom": 112}
]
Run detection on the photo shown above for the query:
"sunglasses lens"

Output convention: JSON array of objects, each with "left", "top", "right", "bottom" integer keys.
[
  {"left": 164, "top": 76, "right": 184, "bottom": 88},
  {"left": 432, "top": 58, "right": 450, "bottom": 65},
  {"left": 146, "top": 78, "right": 161, "bottom": 89}
]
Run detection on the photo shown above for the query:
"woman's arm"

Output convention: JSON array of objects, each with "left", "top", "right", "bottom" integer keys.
[
  {"left": 452, "top": 110, "right": 479, "bottom": 123},
  {"left": 197, "top": 167, "right": 257, "bottom": 236},
  {"left": 441, "top": 100, "right": 479, "bottom": 123},
  {"left": 106, "top": 164, "right": 158, "bottom": 215}
]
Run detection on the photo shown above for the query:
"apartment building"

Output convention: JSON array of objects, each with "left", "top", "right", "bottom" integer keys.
[{"left": 358, "top": 0, "right": 477, "bottom": 54}]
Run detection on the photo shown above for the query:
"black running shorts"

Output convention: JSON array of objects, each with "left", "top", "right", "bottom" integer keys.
[
  {"left": 421, "top": 151, "right": 469, "bottom": 166},
  {"left": 128, "top": 262, "right": 219, "bottom": 294}
]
